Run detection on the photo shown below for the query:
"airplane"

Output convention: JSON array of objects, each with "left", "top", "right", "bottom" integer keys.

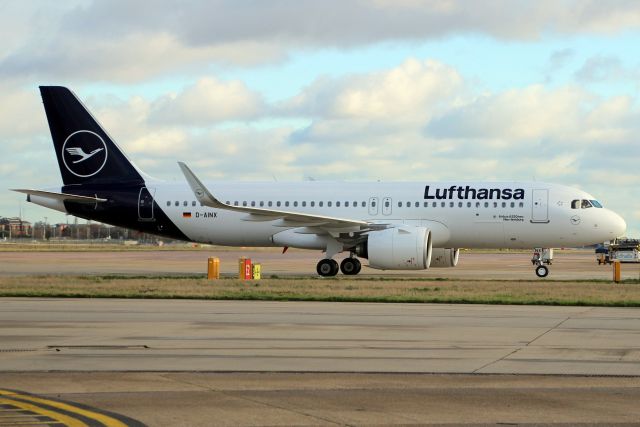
[{"left": 13, "top": 86, "right": 627, "bottom": 278}]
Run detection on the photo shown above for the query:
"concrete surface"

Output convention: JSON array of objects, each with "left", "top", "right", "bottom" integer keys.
[
  {"left": 1, "top": 372, "right": 639, "bottom": 426},
  {"left": 2, "top": 249, "right": 640, "bottom": 280},
  {"left": 1, "top": 299, "right": 639, "bottom": 375}
]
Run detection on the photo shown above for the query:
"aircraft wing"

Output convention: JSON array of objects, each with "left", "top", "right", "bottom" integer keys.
[
  {"left": 12, "top": 189, "right": 107, "bottom": 204},
  {"left": 178, "top": 162, "right": 387, "bottom": 233}
]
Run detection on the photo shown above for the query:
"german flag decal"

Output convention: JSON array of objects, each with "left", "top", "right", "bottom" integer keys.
[{"left": 183, "top": 212, "right": 192, "bottom": 218}]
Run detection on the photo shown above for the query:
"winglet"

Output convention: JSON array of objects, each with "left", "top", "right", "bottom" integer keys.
[{"left": 177, "top": 162, "right": 227, "bottom": 210}]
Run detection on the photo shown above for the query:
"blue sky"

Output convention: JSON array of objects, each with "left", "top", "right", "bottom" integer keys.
[{"left": 1, "top": 0, "right": 639, "bottom": 236}]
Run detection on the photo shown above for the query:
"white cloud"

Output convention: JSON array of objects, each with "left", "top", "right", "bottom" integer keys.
[
  {"left": 282, "top": 59, "right": 463, "bottom": 122},
  {"left": 150, "top": 78, "right": 265, "bottom": 125}
]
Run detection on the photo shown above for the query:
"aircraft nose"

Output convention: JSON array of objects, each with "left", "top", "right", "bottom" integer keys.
[{"left": 608, "top": 210, "right": 627, "bottom": 238}]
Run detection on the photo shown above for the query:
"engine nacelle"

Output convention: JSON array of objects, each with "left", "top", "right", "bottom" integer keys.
[
  {"left": 429, "top": 248, "right": 460, "bottom": 268},
  {"left": 366, "top": 227, "right": 432, "bottom": 270}
]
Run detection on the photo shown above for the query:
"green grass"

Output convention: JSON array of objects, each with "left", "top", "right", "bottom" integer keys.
[{"left": 1, "top": 275, "right": 638, "bottom": 307}]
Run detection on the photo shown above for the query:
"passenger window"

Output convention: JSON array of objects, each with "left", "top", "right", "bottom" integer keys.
[
  {"left": 571, "top": 200, "right": 580, "bottom": 209},
  {"left": 519, "top": 202, "right": 524, "bottom": 208},
  {"left": 285, "top": 201, "right": 290, "bottom": 207},
  {"left": 260, "top": 201, "right": 264, "bottom": 207},
  {"left": 432, "top": 202, "right": 437, "bottom": 207},
  {"left": 251, "top": 201, "right": 256, "bottom": 207},
  {"left": 328, "top": 201, "right": 332, "bottom": 207},
  {"left": 450, "top": 202, "right": 454, "bottom": 207},
  {"left": 277, "top": 201, "right": 281, "bottom": 207},
  {"left": 361, "top": 201, "right": 365, "bottom": 207},
  {"left": 484, "top": 202, "right": 488, "bottom": 208},
  {"left": 345, "top": 201, "right": 349, "bottom": 207},
  {"left": 581, "top": 199, "right": 593, "bottom": 209},
  {"left": 319, "top": 201, "right": 323, "bottom": 207},
  {"left": 384, "top": 201, "right": 389, "bottom": 208},
  {"left": 166, "top": 201, "right": 171, "bottom": 206},
  {"left": 406, "top": 201, "right": 411, "bottom": 208},
  {"left": 192, "top": 201, "right": 196, "bottom": 207},
  {"left": 310, "top": 201, "right": 315, "bottom": 207},
  {"left": 243, "top": 201, "right": 247, "bottom": 207},
  {"left": 293, "top": 201, "right": 298, "bottom": 207},
  {"left": 476, "top": 202, "right": 480, "bottom": 208},
  {"left": 372, "top": 201, "right": 376, "bottom": 207},
  {"left": 458, "top": 202, "right": 463, "bottom": 207},
  {"left": 302, "top": 201, "right": 306, "bottom": 207},
  {"left": 234, "top": 201, "right": 239, "bottom": 206},
  {"left": 424, "top": 202, "right": 428, "bottom": 207},
  {"left": 510, "top": 202, "right": 515, "bottom": 208},
  {"left": 441, "top": 202, "right": 445, "bottom": 207},
  {"left": 175, "top": 201, "right": 179, "bottom": 206},
  {"left": 467, "top": 202, "right": 471, "bottom": 208},
  {"left": 336, "top": 201, "right": 340, "bottom": 207},
  {"left": 415, "top": 201, "right": 420, "bottom": 208},
  {"left": 268, "top": 201, "right": 273, "bottom": 207},
  {"left": 226, "top": 201, "right": 230, "bottom": 205},
  {"left": 398, "top": 201, "right": 402, "bottom": 208},
  {"left": 502, "top": 202, "right": 506, "bottom": 208},
  {"left": 493, "top": 202, "right": 497, "bottom": 208}
]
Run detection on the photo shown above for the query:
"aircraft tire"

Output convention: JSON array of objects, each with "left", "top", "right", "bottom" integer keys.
[
  {"left": 340, "top": 258, "right": 361, "bottom": 275},
  {"left": 317, "top": 259, "right": 339, "bottom": 277},
  {"left": 535, "top": 265, "right": 549, "bottom": 278}
]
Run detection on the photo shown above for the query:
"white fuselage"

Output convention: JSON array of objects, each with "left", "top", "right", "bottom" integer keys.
[{"left": 144, "top": 180, "right": 625, "bottom": 249}]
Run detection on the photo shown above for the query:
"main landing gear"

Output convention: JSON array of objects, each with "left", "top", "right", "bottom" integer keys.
[
  {"left": 531, "top": 248, "right": 553, "bottom": 278},
  {"left": 316, "top": 256, "right": 362, "bottom": 277}
]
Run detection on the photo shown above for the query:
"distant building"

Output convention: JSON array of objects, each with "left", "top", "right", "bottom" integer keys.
[{"left": 0, "top": 217, "right": 32, "bottom": 238}]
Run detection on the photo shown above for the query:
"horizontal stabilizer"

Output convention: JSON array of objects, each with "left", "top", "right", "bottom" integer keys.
[{"left": 12, "top": 189, "right": 107, "bottom": 204}]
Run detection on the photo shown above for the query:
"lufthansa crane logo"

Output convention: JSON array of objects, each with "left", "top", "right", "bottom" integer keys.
[{"left": 61, "top": 130, "right": 108, "bottom": 177}]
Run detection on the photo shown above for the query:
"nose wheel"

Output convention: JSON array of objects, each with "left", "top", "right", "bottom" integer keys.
[
  {"left": 535, "top": 265, "right": 549, "bottom": 278},
  {"left": 532, "top": 248, "right": 553, "bottom": 278}
]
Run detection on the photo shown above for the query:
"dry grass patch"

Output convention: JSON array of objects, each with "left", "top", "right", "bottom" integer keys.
[{"left": 0, "top": 275, "right": 638, "bottom": 306}]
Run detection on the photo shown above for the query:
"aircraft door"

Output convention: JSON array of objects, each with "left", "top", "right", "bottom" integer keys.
[
  {"left": 531, "top": 189, "right": 549, "bottom": 223},
  {"left": 138, "top": 187, "right": 155, "bottom": 221},
  {"left": 382, "top": 197, "right": 392, "bottom": 215},
  {"left": 368, "top": 197, "right": 379, "bottom": 216}
]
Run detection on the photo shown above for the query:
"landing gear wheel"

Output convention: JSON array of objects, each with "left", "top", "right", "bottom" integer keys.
[
  {"left": 340, "top": 258, "right": 361, "bottom": 275},
  {"left": 317, "top": 259, "right": 339, "bottom": 277},
  {"left": 535, "top": 265, "right": 549, "bottom": 278}
]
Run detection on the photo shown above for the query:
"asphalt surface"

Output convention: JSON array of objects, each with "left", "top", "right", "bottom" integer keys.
[{"left": 2, "top": 250, "right": 640, "bottom": 425}]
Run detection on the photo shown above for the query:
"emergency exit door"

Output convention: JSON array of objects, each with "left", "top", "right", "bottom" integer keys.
[{"left": 531, "top": 189, "right": 549, "bottom": 223}]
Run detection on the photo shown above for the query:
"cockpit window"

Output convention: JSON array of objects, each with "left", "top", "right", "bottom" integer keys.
[
  {"left": 590, "top": 200, "right": 603, "bottom": 208},
  {"left": 581, "top": 199, "right": 593, "bottom": 209},
  {"left": 571, "top": 200, "right": 580, "bottom": 209}
]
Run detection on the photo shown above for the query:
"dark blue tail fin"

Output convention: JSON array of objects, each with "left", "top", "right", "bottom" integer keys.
[{"left": 40, "top": 86, "right": 143, "bottom": 186}]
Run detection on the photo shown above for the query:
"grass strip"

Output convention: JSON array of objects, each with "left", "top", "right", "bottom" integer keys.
[{"left": 0, "top": 275, "right": 638, "bottom": 307}]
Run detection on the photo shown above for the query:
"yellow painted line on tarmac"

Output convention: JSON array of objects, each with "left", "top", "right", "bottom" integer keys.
[
  {"left": 0, "top": 390, "right": 130, "bottom": 427},
  {"left": 0, "top": 397, "right": 84, "bottom": 426}
]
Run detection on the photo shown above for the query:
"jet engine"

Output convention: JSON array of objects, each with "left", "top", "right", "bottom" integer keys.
[
  {"left": 429, "top": 248, "right": 460, "bottom": 268},
  {"left": 358, "top": 227, "right": 432, "bottom": 270}
]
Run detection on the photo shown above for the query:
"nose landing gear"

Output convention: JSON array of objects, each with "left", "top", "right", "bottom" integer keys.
[{"left": 532, "top": 248, "right": 553, "bottom": 278}]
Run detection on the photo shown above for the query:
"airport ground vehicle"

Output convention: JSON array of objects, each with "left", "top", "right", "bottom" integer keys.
[
  {"left": 14, "top": 87, "right": 627, "bottom": 278},
  {"left": 597, "top": 238, "right": 640, "bottom": 264}
]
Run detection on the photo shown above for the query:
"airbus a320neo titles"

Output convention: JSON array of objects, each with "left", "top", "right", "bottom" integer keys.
[{"left": 14, "top": 87, "right": 627, "bottom": 277}]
